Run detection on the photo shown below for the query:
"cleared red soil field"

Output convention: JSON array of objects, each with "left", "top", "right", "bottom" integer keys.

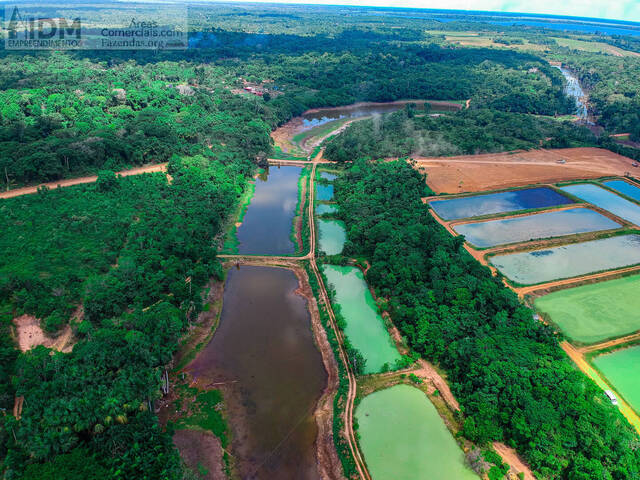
[{"left": 414, "top": 148, "right": 638, "bottom": 194}]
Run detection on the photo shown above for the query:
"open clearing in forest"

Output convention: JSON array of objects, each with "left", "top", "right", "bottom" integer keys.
[
  {"left": 415, "top": 148, "right": 638, "bottom": 194},
  {"left": 534, "top": 275, "right": 640, "bottom": 345}
]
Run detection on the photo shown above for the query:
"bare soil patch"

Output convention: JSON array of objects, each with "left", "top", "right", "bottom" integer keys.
[
  {"left": 173, "top": 429, "right": 225, "bottom": 480},
  {"left": 13, "top": 314, "right": 74, "bottom": 353},
  {"left": 414, "top": 148, "right": 638, "bottom": 194},
  {"left": 493, "top": 442, "right": 537, "bottom": 480}
]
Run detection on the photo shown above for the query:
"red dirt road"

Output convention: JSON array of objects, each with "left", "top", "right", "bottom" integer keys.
[
  {"left": 0, "top": 163, "right": 168, "bottom": 199},
  {"left": 414, "top": 148, "right": 638, "bottom": 194}
]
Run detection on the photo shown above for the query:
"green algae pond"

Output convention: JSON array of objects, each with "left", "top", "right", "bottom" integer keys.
[
  {"left": 593, "top": 346, "right": 640, "bottom": 414},
  {"left": 356, "top": 385, "right": 478, "bottom": 480},
  {"left": 535, "top": 275, "right": 640, "bottom": 344},
  {"left": 316, "top": 218, "right": 346, "bottom": 255},
  {"left": 322, "top": 265, "right": 401, "bottom": 373}
]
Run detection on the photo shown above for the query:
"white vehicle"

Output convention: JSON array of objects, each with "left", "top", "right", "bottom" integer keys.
[{"left": 605, "top": 390, "right": 619, "bottom": 406}]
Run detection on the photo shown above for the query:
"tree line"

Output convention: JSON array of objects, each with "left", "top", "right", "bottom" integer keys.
[{"left": 324, "top": 107, "right": 595, "bottom": 162}]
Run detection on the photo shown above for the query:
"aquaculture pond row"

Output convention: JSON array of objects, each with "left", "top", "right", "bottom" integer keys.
[
  {"left": 429, "top": 186, "right": 573, "bottom": 220},
  {"left": 490, "top": 234, "right": 640, "bottom": 285},
  {"left": 561, "top": 183, "right": 640, "bottom": 226},
  {"left": 454, "top": 207, "right": 619, "bottom": 248},
  {"left": 315, "top": 171, "right": 346, "bottom": 255}
]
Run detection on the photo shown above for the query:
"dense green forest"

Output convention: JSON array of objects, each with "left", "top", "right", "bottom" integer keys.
[
  {"left": 0, "top": 54, "right": 274, "bottom": 186},
  {"left": 0, "top": 172, "right": 167, "bottom": 332},
  {"left": 560, "top": 53, "right": 640, "bottom": 138},
  {"left": 324, "top": 107, "right": 595, "bottom": 161},
  {"left": 0, "top": 22, "right": 576, "bottom": 188},
  {"left": 1, "top": 3, "right": 639, "bottom": 478},
  {"left": 1, "top": 152, "right": 256, "bottom": 478},
  {"left": 333, "top": 160, "right": 640, "bottom": 479}
]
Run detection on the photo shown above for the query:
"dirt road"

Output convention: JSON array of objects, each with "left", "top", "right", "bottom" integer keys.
[
  {"left": 580, "top": 332, "right": 640, "bottom": 354},
  {"left": 561, "top": 342, "right": 640, "bottom": 434},
  {"left": 0, "top": 163, "right": 168, "bottom": 199}
]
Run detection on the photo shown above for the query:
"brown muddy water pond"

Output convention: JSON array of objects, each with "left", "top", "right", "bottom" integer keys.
[{"left": 186, "top": 265, "right": 326, "bottom": 479}]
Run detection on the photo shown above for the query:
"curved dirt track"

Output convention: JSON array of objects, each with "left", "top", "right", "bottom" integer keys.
[{"left": 0, "top": 163, "right": 168, "bottom": 199}]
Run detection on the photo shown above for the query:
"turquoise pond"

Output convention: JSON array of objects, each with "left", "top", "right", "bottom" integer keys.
[
  {"left": 561, "top": 184, "right": 640, "bottom": 226},
  {"left": 315, "top": 203, "right": 338, "bottom": 215},
  {"left": 317, "top": 218, "right": 346, "bottom": 255},
  {"left": 454, "top": 208, "right": 620, "bottom": 248},
  {"left": 490, "top": 234, "right": 640, "bottom": 285},
  {"left": 602, "top": 180, "right": 640, "bottom": 203},
  {"left": 316, "top": 183, "right": 334, "bottom": 201},
  {"left": 429, "top": 187, "right": 573, "bottom": 220}
]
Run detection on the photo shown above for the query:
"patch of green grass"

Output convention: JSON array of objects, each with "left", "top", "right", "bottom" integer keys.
[
  {"left": 221, "top": 179, "right": 257, "bottom": 254},
  {"left": 535, "top": 275, "right": 640, "bottom": 344},
  {"left": 173, "top": 386, "right": 228, "bottom": 447},
  {"left": 271, "top": 145, "right": 306, "bottom": 161}
]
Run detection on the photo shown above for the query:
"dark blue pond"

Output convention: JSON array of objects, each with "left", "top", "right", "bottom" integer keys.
[{"left": 429, "top": 187, "right": 574, "bottom": 220}]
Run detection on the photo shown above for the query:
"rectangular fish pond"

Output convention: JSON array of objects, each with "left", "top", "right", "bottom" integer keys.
[
  {"left": 315, "top": 203, "right": 338, "bottom": 215},
  {"left": 593, "top": 345, "right": 640, "bottom": 414},
  {"left": 315, "top": 182, "right": 334, "bottom": 201},
  {"left": 356, "top": 385, "right": 478, "bottom": 480},
  {"left": 561, "top": 183, "right": 640, "bottom": 226},
  {"left": 535, "top": 275, "right": 640, "bottom": 344},
  {"left": 316, "top": 218, "right": 346, "bottom": 255},
  {"left": 490, "top": 234, "right": 640, "bottom": 285},
  {"left": 602, "top": 179, "right": 640, "bottom": 203},
  {"left": 322, "top": 265, "right": 401, "bottom": 373},
  {"left": 454, "top": 207, "right": 620, "bottom": 248},
  {"left": 429, "top": 187, "right": 574, "bottom": 221},
  {"left": 233, "top": 166, "right": 301, "bottom": 255}
]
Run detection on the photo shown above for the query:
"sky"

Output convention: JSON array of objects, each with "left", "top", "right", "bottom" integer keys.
[{"left": 227, "top": 0, "right": 640, "bottom": 23}]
